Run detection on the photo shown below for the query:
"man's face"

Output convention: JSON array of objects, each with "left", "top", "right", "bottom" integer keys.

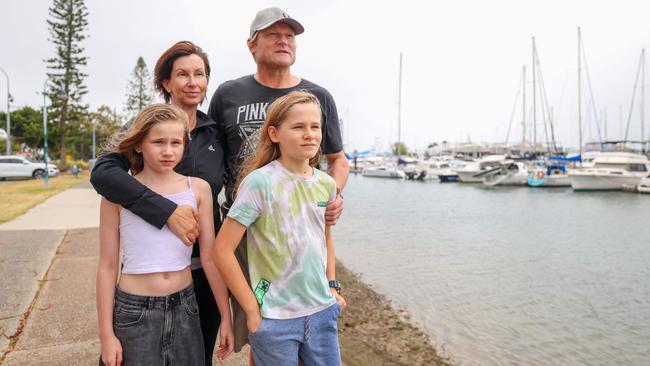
[{"left": 249, "top": 22, "right": 297, "bottom": 69}]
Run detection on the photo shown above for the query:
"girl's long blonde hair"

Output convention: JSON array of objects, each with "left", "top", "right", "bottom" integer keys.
[
  {"left": 236, "top": 90, "right": 322, "bottom": 189},
  {"left": 103, "top": 103, "right": 189, "bottom": 175}
]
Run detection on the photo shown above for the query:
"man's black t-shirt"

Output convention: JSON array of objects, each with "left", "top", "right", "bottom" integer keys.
[{"left": 208, "top": 75, "right": 342, "bottom": 203}]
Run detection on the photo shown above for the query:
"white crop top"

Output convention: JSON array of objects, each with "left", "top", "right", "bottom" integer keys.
[{"left": 119, "top": 177, "right": 197, "bottom": 274}]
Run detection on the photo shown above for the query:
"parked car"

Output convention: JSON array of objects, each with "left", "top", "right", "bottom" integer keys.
[{"left": 0, "top": 155, "right": 59, "bottom": 180}]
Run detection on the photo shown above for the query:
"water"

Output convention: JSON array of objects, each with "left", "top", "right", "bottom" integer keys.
[{"left": 335, "top": 175, "right": 650, "bottom": 366}]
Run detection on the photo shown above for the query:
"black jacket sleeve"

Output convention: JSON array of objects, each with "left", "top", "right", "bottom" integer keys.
[{"left": 90, "top": 152, "right": 176, "bottom": 229}]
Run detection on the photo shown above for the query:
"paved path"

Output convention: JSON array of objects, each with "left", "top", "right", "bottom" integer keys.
[
  {"left": 0, "top": 181, "right": 248, "bottom": 365},
  {"left": 0, "top": 182, "right": 101, "bottom": 231}
]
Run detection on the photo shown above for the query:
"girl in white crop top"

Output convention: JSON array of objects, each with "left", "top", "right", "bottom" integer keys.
[{"left": 96, "top": 104, "right": 233, "bottom": 366}]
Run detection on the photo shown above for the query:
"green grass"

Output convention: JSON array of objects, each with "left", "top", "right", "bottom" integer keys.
[{"left": 0, "top": 171, "right": 90, "bottom": 224}]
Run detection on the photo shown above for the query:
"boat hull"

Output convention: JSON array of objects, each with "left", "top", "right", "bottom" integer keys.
[
  {"left": 456, "top": 170, "right": 482, "bottom": 183},
  {"left": 638, "top": 185, "right": 650, "bottom": 193},
  {"left": 636, "top": 178, "right": 650, "bottom": 193},
  {"left": 569, "top": 173, "right": 644, "bottom": 191},
  {"left": 483, "top": 172, "right": 529, "bottom": 186},
  {"left": 438, "top": 174, "right": 459, "bottom": 182},
  {"left": 362, "top": 169, "right": 405, "bottom": 179},
  {"left": 528, "top": 175, "right": 571, "bottom": 187}
]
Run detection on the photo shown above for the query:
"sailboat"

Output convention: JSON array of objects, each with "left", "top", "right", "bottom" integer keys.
[
  {"left": 570, "top": 45, "right": 650, "bottom": 190},
  {"left": 363, "top": 53, "right": 406, "bottom": 179}
]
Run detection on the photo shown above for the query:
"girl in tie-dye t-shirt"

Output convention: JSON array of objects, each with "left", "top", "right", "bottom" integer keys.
[{"left": 213, "top": 91, "right": 346, "bottom": 366}]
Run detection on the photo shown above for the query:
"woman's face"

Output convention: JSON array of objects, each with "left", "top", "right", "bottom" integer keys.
[{"left": 162, "top": 54, "right": 208, "bottom": 108}]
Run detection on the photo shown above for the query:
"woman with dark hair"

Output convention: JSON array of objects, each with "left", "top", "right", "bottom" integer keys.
[{"left": 91, "top": 41, "right": 232, "bottom": 364}]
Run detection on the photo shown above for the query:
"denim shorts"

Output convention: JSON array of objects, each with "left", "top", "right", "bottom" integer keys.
[
  {"left": 105, "top": 284, "right": 205, "bottom": 366},
  {"left": 248, "top": 302, "right": 341, "bottom": 366}
]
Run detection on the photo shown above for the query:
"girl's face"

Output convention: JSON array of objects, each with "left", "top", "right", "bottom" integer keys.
[
  {"left": 269, "top": 102, "right": 322, "bottom": 163},
  {"left": 137, "top": 120, "right": 185, "bottom": 173},
  {"left": 162, "top": 54, "right": 208, "bottom": 108}
]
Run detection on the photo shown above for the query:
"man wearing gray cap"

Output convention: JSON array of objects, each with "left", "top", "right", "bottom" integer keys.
[{"left": 208, "top": 6, "right": 348, "bottom": 364}]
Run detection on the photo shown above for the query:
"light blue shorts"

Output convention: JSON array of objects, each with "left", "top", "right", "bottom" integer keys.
[{"left": 248, "top": 303, "right": 341, "bottom": 366}]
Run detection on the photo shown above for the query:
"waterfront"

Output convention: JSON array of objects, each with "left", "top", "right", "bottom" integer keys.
[{"left": 335, "top": 175, "right": 650, "bottom": 366}]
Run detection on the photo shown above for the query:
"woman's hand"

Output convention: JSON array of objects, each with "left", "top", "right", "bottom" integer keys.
[
  {"left": 167, "top": 205, "right": 199, "bottom": 245},
  {"left": 101, "top": 335, "right": 123, "bottom": 366},
  {"left": 331, "top": 288, "right": 347, "bottom": 311},
  {"left": 246, "top": 308, "right": 263, "bottom": 334},
  {"left": 217, "top": 320, "right": 234, "bottom": 360}
]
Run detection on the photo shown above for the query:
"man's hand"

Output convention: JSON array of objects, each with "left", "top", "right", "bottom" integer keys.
[
  {"left": 325, "top": 194, "right": 344, "bottom": 225},
  {"left": 167, "top": 205, "right": 199, "bottom": 245}
]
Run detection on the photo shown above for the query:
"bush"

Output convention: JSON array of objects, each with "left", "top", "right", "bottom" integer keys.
[
  {"left": 72, "top": 160, "right": 90, "bottom": 170},
  {"left": 64, "top": 160, "right": 90, "bottom": 171}
]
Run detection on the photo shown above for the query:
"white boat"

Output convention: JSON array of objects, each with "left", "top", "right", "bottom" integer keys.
[
  {"left": 636, "top": 177, "right": 650, "bottom": 193},
  {"left": 480, "top": 161, "right": 530, "bottom": 186},
  {"left": 405, "top": 159, "right": 456, "bottom": 181},
  {"left": 569, "top": 152, "right": 650, "bottom": 191},
  {"left": 527, "top": 163, "right": 572, "bottom": 187},
  {"left": 455, "top": 155, "right": 507, "bottom": 183},
  {"left": 362, "top": 166, "right": 406, "bottom": 179}
]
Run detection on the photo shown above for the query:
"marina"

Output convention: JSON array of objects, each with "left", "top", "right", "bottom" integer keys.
[{"left": 335, "top": 174, "right": 650, "bottom": 366}]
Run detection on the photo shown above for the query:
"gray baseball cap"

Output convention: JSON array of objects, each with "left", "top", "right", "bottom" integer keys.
[{"left": 249, "top": 7, "right": 304, "bottom": 38}]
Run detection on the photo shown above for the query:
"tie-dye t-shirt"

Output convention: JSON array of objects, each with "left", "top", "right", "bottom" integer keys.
[{"left": 227, "top": 160, "right": 337, "bottom": 319}]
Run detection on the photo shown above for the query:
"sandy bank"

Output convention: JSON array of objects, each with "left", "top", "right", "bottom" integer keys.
[{"left": 337, "top": 261, "right": 454, "bottom": 366}]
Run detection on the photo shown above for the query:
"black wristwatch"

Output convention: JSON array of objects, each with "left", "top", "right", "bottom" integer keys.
[{"left": 329, "top": 280, "right": 341, "bottom": 294}]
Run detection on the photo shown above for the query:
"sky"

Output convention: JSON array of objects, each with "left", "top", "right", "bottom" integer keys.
[{"left": 2, "top": 0, "right": 650, "bottom": 152}]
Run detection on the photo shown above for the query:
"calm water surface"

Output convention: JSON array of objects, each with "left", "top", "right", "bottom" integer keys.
[{"left": 335, "top": 175, "right": 650, "bottom": 366}]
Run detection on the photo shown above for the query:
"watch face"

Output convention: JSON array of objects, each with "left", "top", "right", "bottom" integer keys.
[{"left": 329, "top": 280, "right": 341, "bottom": 293}]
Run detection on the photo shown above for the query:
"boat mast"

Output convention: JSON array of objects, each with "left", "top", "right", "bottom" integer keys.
[
  {"left": 397, "top": 52, "right": 403, "bottom": 158},
  {"left": 619, "top": 105, "right": 624, "bottom": 139},
  {"left": 532, "top": 37, "right": 537, "bottom": 155},
  {"left": 603, "top": 108, "right": 607, "bottom": 140},
  {"left": 522, "top": 65, "right": 526, "bottom": 147},
  {"left": 642, "top": 48, "right": 645, "bottom": 152},
  {"left": 578, "top": 27, "right": 583, "bottom": 162}
]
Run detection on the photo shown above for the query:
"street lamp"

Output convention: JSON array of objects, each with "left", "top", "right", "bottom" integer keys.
[
  {"left": 42, "top": 80, "right": 67, "bottom": 188},
  {"left": 0, "top": 67, "right": 11, "bottom": 155},
  {"left": 92, "top": 118, "right": 96, "bottom": 165}
]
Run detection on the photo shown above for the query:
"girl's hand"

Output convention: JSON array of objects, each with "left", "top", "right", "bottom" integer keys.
[
  {"left": 246, "top": 309, "right": 263, "bottom": 334},
  {"left": 101, "top": 335, "right": 123, "bottom": 366},
  {"left": 217, "top": 321, "right": 234, "bottom": 360},
  {"left": 331, "top": 288, "right": 347, "bottom": 311}
]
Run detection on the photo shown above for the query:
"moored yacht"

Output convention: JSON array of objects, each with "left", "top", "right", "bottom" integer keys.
[
  {"left": 455, "top": 155, "right": 507, "bottom": 183},
  {"left": 568, "top": 152, "right": 650, "bottom": 191},
  {"left": 528, "top": 161, "right": 572, "bottom": 187},
  {"left": 480, "top": 161, "right": 530, "bottom": 186},
  {"left": 362, "top": 165, "right": 406, "bottom": 179},
  {"left": 638, "top": 177, "right": 650, "bottom": 193}
]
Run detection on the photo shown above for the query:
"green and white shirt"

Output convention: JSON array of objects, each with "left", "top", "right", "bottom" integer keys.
[{"left": 228, "top": 160, "right": 337, "bottom": 319}]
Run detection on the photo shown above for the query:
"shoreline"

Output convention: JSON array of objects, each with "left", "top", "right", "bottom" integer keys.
[{"left": 336, "top": 261, "right": 454, "bottom": 366}]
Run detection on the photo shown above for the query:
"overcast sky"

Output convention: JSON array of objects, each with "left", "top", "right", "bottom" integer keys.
[{"left": 2, "top": 0, "right": 650, "bottom": 151}]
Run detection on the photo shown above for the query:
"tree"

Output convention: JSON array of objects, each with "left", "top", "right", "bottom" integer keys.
[
  {"left": 92, "top": 105, "right": 124, "bottom": 148},
  {"left": 124, "top": 57, "right": 153, "bottom": 119},
  {"left": 67, "top": 105, "right": 123, "bottom": 161},
  {"left": 392, "top": 141, "right": 408, "bottom": 156},
  {"left": 45, "top": 0, "right": 90, "bottom": 168},
  {"left": 0, "top": 107, "right": 44, "bottom": 148}
]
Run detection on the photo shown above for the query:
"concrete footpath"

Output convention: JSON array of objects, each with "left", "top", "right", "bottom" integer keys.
[{"left": 0, "top": 181, "right": 248, "bottom": 365}]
